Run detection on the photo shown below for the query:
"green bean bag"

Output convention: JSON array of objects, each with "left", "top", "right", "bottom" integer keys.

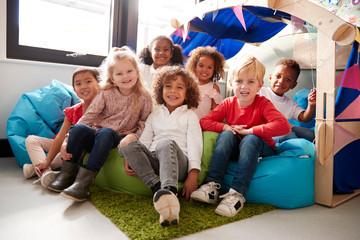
[{"left": 92, "top": 131, "right": 314, "bottom": 209}]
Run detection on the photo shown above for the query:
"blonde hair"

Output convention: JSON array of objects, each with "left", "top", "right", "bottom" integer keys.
[
  {"left": 186, "top": 46, "right": 226, "bottom": 82},
  {"left": 99, "top": 46, "right": 149, "bottom": 112},
  {"left": 153, "top": 65, "right": 200, "bottom": 109},
  {"left": 230, "top": 55, "right": 265, "bottom": 85}
]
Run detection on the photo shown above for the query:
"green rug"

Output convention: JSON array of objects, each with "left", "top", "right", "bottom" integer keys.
[{"left": 89, "top": 185, "right": 276, "bottom": 240}]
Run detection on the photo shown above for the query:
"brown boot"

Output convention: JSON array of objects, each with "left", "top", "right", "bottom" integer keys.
[
  {"left": 48, "top": 160, "right": 78, "bottom": 193},
  {"left": 60, "top": 167, "right": 97, "bottom": 202}
]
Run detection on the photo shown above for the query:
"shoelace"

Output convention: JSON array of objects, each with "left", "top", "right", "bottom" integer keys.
[{"left": 219, "top": 192, "right": 244, "bottom": 204}]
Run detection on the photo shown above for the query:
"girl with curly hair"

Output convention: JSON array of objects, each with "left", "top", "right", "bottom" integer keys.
[
  {"left": 186, "top": 46, "right": 226, "bottom": 120},
  {"left": 119, "top": 65, "right": 202, "bottom": 226}
]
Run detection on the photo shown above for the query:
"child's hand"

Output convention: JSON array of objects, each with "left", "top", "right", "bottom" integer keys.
[
  {"left": 308, "top": 89, "right": 316, "bottom": 106},
  {"left": 35, "top": 162, "right": 49, "bottom": 172},
  {"left": 223, "top": 124, "right": 236, "bottom": 134},
  {"left": 124, "top": 158, "right": 136, "bottom": 176},
  {"left": 183, "top": 169, "right": 199, "bottom": 201},
  {"left": 60, "top": 143, "right": 72, "bottom": 160}
]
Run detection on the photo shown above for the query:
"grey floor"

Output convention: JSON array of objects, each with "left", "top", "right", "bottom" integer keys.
[{"left": 1, "top": 156, "right": 360, "bottom": 240}]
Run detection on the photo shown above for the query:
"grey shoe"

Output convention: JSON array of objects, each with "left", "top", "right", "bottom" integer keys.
[
  {"left": 153, "top": 189, "right": 180, "bottom": 226},
  {"left": 48, "top": 160, "right": 78, "bottom": 193},
  {"left": 191, "top": 181, "right": 221, "bottom": 204},
  {"left": 60, "top": 167, "right": 97, "bottom": 202}
]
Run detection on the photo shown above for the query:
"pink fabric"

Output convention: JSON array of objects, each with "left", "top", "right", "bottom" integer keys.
[{"left": 78, "top": 87, "right": 152, "bottom": 137}]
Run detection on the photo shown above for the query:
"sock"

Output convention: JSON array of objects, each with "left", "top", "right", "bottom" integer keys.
[
  {"left": 151, "top": 182, "right": 161, "bottom": 194},
  {"left": 164, "top": 186, "right": 177, "bottom": 195}
]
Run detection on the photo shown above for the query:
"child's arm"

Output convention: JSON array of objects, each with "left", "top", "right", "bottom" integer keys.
[
  {"left": 183, "top": 111, "right": 203, "bottom": 200},
  {"left": 252, "top": 100, "right": 291, "bottom": 138},
  {"left": 35, "top": 117, "right": 72, "bottom": 171},
  {"left": 182, "top": 169, "right": 200, "bottom": 201},
  {"left": 298, "top": 89, "right": 316, "bottom": 122},
  {"left": 200, "top": 100, "right": 227, "bottom": 132},
  {"left": 210, "top": 83, "right": 222, "bottom": 111},
  {"left": 133, "top": 93, "right": 153, "bottom": 138}
]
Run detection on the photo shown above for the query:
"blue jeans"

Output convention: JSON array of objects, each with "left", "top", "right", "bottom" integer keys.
[
  {"left": 273, "top": 125, "right": 315, "bottom": 143},
  {"left": 67, "top": 124, "right": 122, "bottom": 172},
  {"left": 119, "top": 138, "right": 188, "bottom": 190},
  {"left": 204, "top": 131, "right": 276, "bottom": 196}
]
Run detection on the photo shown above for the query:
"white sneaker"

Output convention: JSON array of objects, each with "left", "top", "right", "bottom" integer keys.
[
  {"left": 191, "top": 182, "right": 221, "bottom": 204},
  {"left": 40, "top": 170, "right": 60, "bottom": 188},
  {"left": 153, "top": 189, "right": 180, "bottom": 226},
  {"left": 23, "top": 164, "right": 36, "bottom": 178},
  {"left": 215, "top": 189, "right": 245, "bottom": 217}
]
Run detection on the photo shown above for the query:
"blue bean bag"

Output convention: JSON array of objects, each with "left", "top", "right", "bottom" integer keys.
[
  {"left": 93, "top": 131, "right": 315, "bottom": 209},
  {"left": 6, "top": 79, "right": 79, "bottom": 167}
]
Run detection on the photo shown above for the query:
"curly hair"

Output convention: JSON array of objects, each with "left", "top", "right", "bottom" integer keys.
[
  {"left": 138, "top": 35, "right": 184, "bottom": 66},
  {"left": 275, "top": 58, "right": 301, "bottom": 81},
  {"left": 152, "top": 65, "right": 200, "bottom": 109},
  {"left": 186, "top": 46, "right": 226, "bottom": 82}
]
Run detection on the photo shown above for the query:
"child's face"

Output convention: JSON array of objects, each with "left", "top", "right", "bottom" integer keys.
[
  {"left": 195, "top": 56, "right": 214, "bottom": 84},
  {"left": 162, "top": 75, "right": 187, "bottom": 113},
  {"left": 151, "top": 39, "right": 173, "bottom": 69},
  {"left": 230, "top": 72, "right": 262, "bottom": 107},
  {"left": 269, "top": 65, "right": 298, "bottom": 96},
  {"left": 111, "top": 60, "right": 139, "bottom": 95},
  {"left": 73, "top": 71, "right": 100, "bottom": 102}
]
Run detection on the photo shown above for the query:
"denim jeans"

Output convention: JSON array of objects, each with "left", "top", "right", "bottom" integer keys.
[
  {"left": 67, "top": 124, "right": 122, "bottom": 172},
  {"left": 204, "top": 131, "right": 276, "bottom": 196},
  {"left": 119, "top": 138, "right": 188, "bottom": 190},
  {"left": 273, "top": 125, "right": 315, "bottom": 143}
]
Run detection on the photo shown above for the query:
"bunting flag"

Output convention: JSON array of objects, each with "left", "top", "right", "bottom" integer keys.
[
  {"left": 232, "top": 5, "right": 247, "bottom": 31},
  {"left": 355, "top": 27, "right": 360, "bottom": 52},
  {"left": 183, "top": 20, "right": 191, "bottom": 42},
  {"left": 335, "top": 95, "right": 360, "bottom": 120},
  {"left": 291, "top": 15, "right": 305, "bottom": 33},
  {"left": 212, "top": 10, "right": 219, "bottom": 21},
  {"left": 172, "top": 27, "right": 190, "bottom": 41},
  {"left": 335, "top": 63, "right": 360, "bottom": 90},
  {"left": 333, "top": 122, "right": 358, "bottom": 154}
]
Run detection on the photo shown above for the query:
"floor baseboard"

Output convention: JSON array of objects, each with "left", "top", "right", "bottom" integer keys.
[{"left": 0, "top": 139, "right": 14, "bottom": 158}]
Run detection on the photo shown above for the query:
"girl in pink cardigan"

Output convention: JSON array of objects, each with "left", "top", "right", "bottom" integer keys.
[{"left": 48, "top": 47, "right": 153, "bottom": 202}]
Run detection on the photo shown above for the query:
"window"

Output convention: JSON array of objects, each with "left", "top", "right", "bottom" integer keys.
[{"left": 7, "top": 0, "right": 139, "bottom": 66}]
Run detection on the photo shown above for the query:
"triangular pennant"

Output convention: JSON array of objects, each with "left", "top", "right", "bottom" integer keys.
[
  {"left": 183, "top": 21, "right": 190, "bottom": 42},
  {"left": 232, "top": 5, "right": 247, "bottom": 31},
  {"left": 172, "top": 27, "right": 190, "bottom": 40},
  {"left": 355, "top": 27, "right": 360, "bottom": 52},
  {"left": 212, "top": 10, "right": 219, "bottom": 21},
  {"left": 335, "top": 95, "right": 360, "bottom": 120},
  {"left": 334, "top": 122, "right": 358, "bottom": 154},
  {"left": 335, "top": 63, "right": 360, "bottom": 90},
  {"left": 291, "top": 15, "right": 305, "bottom": 34}
]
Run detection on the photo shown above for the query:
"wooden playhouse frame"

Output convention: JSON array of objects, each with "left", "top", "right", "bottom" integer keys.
[{"left": 172, "top": 0, "right": 360, "bottom": 207}]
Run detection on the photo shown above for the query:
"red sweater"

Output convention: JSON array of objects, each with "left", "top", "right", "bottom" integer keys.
[{"left": 200, "top": 95, "right": 291, "bottom": 148}]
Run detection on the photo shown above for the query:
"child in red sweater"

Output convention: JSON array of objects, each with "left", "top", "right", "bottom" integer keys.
[{"left": 191, "top": 55, "right": 291, "bottom": 217}]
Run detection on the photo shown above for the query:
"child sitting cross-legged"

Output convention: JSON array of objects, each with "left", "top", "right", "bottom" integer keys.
[
  {"left": 191, "top": 55, "right": 291, "bottom": 217},
  {"left": 119, "top": 65, "right": 202, "bottom": 226}
]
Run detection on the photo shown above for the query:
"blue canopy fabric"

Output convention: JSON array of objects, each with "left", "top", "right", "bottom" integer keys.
[{"left": 171, "top": 7, "right": 289, "bottom": 59}]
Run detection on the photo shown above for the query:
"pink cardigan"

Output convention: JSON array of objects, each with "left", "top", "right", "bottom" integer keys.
[{"left": 78, "top": 87, "right": 152, "bottom": 137}]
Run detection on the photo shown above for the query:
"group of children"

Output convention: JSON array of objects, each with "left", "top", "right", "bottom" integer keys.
[{"left": 22, "top": 35, "right": 316, "bottom": 226}]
